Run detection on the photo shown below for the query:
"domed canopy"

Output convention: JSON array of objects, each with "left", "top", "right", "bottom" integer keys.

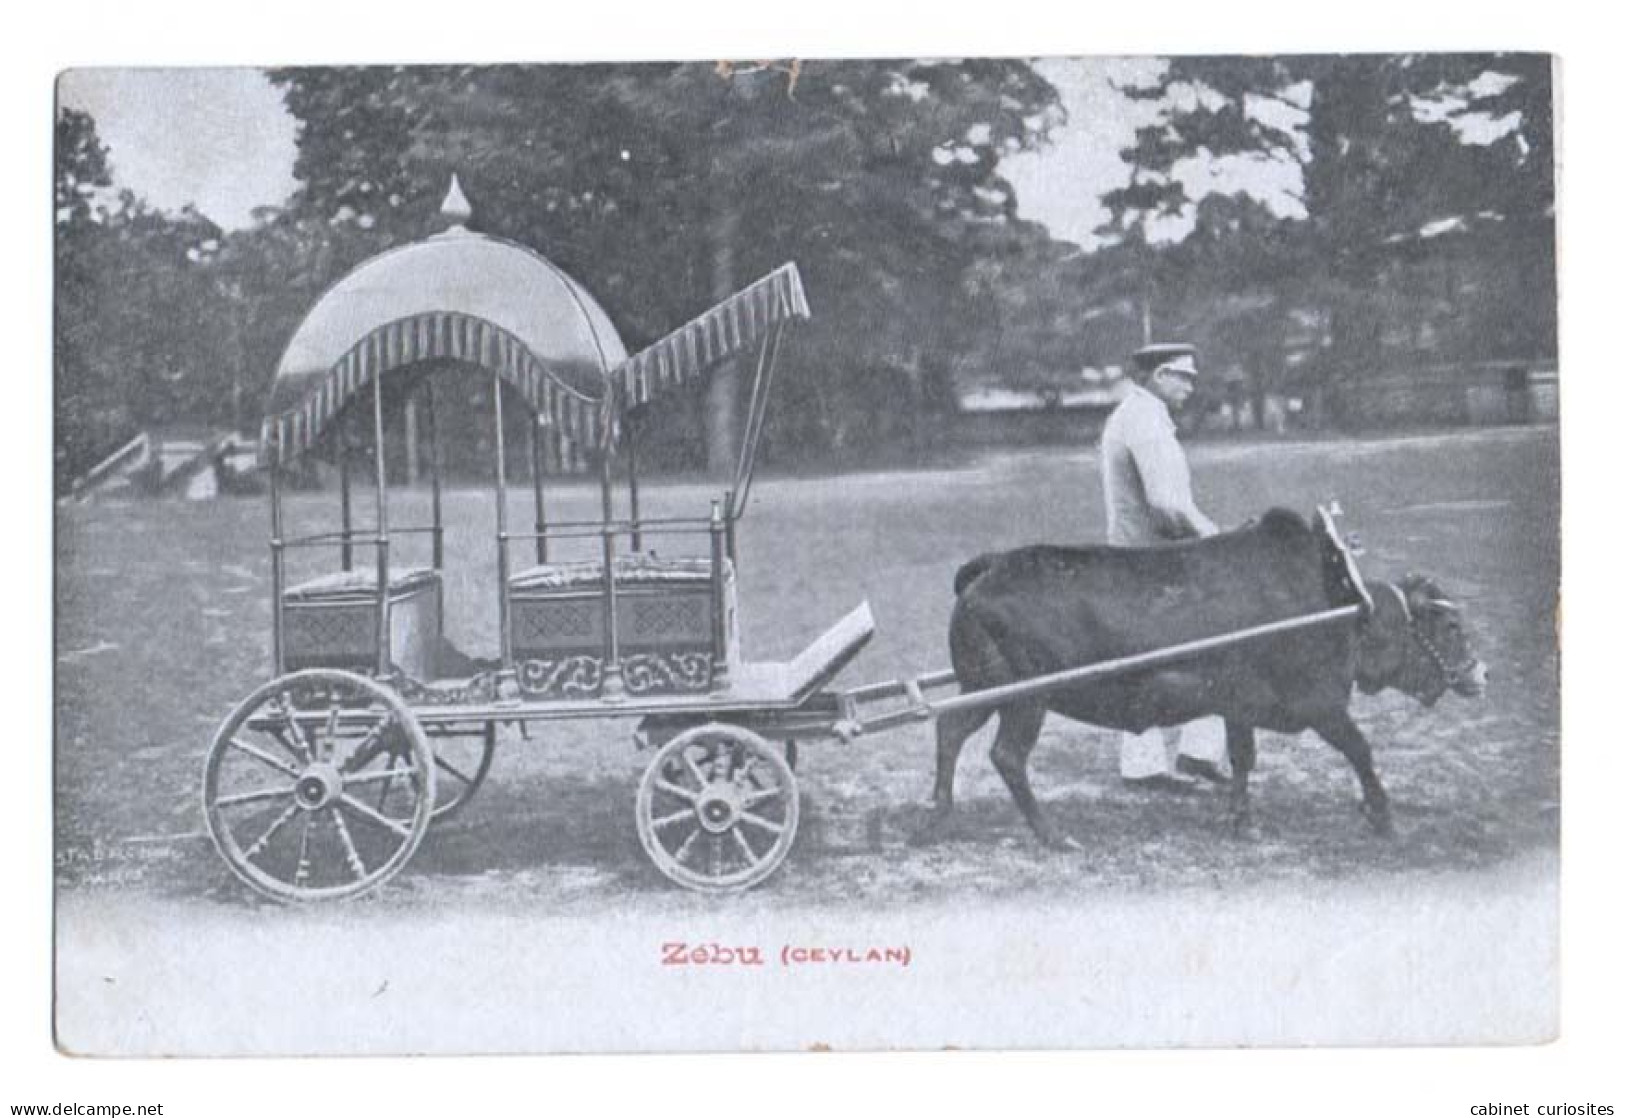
[
  {"left": 262, "top": 225, "right": 627, "bottom": 464},
  {"left": 259, "top": 174, "right": 812, "bottom": 468}
]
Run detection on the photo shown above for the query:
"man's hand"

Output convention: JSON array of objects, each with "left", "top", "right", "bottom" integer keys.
[{"left": 1150, "top": 504, "right": 1216, "bottom": 540}]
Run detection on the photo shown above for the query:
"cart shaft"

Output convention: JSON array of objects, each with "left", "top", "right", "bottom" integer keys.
[{"left": 839, "top": 603, "right": 1363, "bottom": 738}]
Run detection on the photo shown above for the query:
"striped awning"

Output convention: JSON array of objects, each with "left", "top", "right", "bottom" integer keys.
[
  {"left": 259, "top": 312, "right": 611, "bottom": 466},
  {"left": 612, "top": 263, "right": 810, "bottom": 414}
]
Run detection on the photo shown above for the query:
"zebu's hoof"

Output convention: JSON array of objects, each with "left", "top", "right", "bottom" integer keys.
[
  {"left": 1229, "top": 815, "right": 1262, "bottom": 842},
  {"left": 1035, "top": 827, "right": 1084, "bottom": 853},
  {"left": 909, "top": 808, "right": 953, "bottom": 847},
  {"left": 1361, "top": 802, "right": 1396, "bottom": 838}
]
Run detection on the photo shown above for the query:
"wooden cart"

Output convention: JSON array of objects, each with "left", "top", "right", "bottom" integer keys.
[{"left": 203, "top": 181, "right": 875, "bottom": 900}]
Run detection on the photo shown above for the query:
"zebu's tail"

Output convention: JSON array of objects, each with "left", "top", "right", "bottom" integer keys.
[{"left": 953, "top": 553, "right": 1000, "bottom": 596}]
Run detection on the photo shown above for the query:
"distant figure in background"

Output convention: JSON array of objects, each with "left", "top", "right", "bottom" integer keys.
[{"left": 1098, "top": 343, "right": 1229, "bottom": 793}]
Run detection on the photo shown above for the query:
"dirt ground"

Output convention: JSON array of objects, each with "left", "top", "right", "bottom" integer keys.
[{"left": 54, "top": 426, "right": 1559, "bottom": 916}]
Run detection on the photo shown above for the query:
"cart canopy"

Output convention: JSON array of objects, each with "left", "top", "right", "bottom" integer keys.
[
  {"left": 261, "top": 225, "right": 627, "bottom": 465},
  {"left": 260, "top": 178, "right": 810, "bottom": 467}
]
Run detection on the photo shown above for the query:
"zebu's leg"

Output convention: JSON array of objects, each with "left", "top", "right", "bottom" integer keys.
[
  {"left": 1312, "top": 708, "right": 1394, "bottom": 837},
  {"left": 916, "top": 708, "right": 988, "bottom": 845},
  {"left": 932, "top": 705, "right": 993, "bottom": 814},
  {"left": 912, "top": 705, "right": 993, "bottom": 845},
  {"left": 988, "top": 701, "right": 1074, "bottom": 850},
  {"left": 924, "top": 599, "right": 1012, "bottom": 843},
  {"left": 1224, "top": 721, "right": 1259, "bottom": 839}
]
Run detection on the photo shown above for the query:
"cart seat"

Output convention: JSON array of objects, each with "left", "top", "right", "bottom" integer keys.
[
  {"left": 281, "top": 566, "right": 442, "bottom": 680},
  {"left": 507, "top": 555, "right": 737, "bottom": 699},
  {"left": 508, "top": 555, "right": 725, "bottom": 592},
  {"left": 285, "top": 566, "right": 439, "bottom": 602}
]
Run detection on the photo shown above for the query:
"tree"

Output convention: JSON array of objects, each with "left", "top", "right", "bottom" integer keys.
[
  {"left": 55, "top": 108, "right": 110, "bottom": 225},
  {"left": 55, "top": 109, "right": 117, "bottom": 484},
  {"left": 1100, "top": 54, "right": 1556, "bottom": 426},
  {"left": 55, "top": 106, "right": 239, "bottom": 488}
]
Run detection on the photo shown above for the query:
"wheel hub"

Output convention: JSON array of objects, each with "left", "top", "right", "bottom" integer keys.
[
  {"left": 294, "top": 762, "right": 342, "bottom": 811},
  {"left": 695, "top": 782, "right": 744, "bottom": 834}
]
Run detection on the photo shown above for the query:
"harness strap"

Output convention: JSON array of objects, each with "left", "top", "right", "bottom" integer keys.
[
  {"left": 1381, "top": 581, "right": 1474, "bottom": 686},
  {"left": 1412, "top": 624, "right": 1464, "bottom": 684}
]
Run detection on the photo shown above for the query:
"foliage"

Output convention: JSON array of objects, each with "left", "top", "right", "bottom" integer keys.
[
  {"left": 1098, "top": 54, "right": 1556, "bottom": 427},
  {"left": 55, "top": 110, "right": 238, "bottom": 486}
]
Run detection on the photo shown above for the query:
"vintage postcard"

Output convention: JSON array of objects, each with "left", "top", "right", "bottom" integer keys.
[{"left": 53, "top": 55, "right": 1558, "bottom": 1054}]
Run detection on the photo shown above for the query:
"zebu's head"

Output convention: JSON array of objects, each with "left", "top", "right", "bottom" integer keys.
[{"left": 1357, "top": 574, "right": 1488, "bottom": 705}]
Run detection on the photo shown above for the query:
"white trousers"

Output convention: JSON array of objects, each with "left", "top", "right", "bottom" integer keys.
[{"left": 1119, "top": 716, "right": 1228, "bottom": 780}]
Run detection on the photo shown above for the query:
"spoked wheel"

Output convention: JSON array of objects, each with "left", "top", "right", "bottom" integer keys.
[
  {"left": 412, "top": 723, "right": 496, "bottom": 822},
  {"left": 202, "top": 669, "right": 435, "bottom": 902},
  {"left": 635, "top": 722, "right": 799, "bottom": 893}
]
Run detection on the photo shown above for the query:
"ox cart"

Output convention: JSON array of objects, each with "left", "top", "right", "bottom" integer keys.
[{"left": 202, "top": 183, "right": 1376, "bottom": 902}]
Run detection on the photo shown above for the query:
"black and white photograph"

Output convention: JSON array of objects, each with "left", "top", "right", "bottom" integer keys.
[{"left": 51, "top": 49, "right": 1561, "bottom": 1060}]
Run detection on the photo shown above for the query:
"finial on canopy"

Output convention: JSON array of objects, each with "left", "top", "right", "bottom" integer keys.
[{"left": 438, "top": 173, "right": 473, "bottom": 229}]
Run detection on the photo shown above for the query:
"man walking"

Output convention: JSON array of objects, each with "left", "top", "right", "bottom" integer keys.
[{"left": 1098, "top": 342, "right": 1229, "bottom": 792}]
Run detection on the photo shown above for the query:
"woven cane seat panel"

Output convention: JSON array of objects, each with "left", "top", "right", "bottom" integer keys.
[
  {"left": 512, "top": 597, "right": 604, "bottom": 652},
  {"left": 283, "top": 603, "right": 376, "bottom": 667},
  {"left": 283, "top": 571, "right": 441, "bottom": 677},
  {"left": 511, "top": 589, "right": 713, "bottom": 655}
]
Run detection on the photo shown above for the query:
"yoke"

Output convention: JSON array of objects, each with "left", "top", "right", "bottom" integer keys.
[{"left": 1314, "top": 502, "right": 1375, "bottom": 615}]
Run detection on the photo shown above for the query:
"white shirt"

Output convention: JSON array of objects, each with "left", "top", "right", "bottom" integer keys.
[{"left": 1099, "top": 383, "right": 1215, "bottom": 545}]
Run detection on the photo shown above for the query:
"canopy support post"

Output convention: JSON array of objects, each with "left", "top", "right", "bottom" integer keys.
[
  {"left": 724, "top": 489, "right": 737, "bottom": 566},
  {"left": 493, "top": 372, "right": 513, "bottom": 671},
  {"left": 371, "top": 373, "right": 391, "bottom": 678},
  {"left": 426, "top": 379, "right": 444, "bottom": 571},
  {"left": 728, "top": 321, "right": 783, "bottom": 522},
  {"left": 529, "top": 418, "right": 547, "bottom": 565},
  {"left": 598, "top": 449, "right": 623, "bottom": 699},
  {"left": 338, "top": 419, "right": 353, "bottom": 573},
  {"left": 270, "top": 459, "right": 285, "bottom": 676},
  {"left": 626, "top": 417, "right": 642, "bottom": 554},
  {"left": 708, "top": 499, "right": 730, "bottom": 692}
]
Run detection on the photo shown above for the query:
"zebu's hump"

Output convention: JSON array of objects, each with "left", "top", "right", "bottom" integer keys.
[
  {"left": 953, "top": 545, "right": 1111, "bottom": 601},
  {"left": 1258, "top": 507, "right": 1312, "bottom": 539},
  {"left": 953, "top": 552, "right": 1001, "bottom": 597}
]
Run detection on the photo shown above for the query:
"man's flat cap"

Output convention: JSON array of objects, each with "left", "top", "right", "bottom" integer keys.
[{"left": 1131, "top": 343, "right": 1199, "bottom": 376}]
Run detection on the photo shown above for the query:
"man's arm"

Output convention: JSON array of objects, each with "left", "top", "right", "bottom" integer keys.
[{"left": 1131, "top": 425, "right": 1218, "bottom": 539}]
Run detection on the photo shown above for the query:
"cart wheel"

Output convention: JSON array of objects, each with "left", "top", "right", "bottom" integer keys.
[
  {"left": 412, "top": 722, "right": 496, "bottom": 822},
  {"left": 636, "top": 723, "right": 799, "bottom": 893},
  {"left": 202, "top": 669, "right": 435, "bottom": 902}
]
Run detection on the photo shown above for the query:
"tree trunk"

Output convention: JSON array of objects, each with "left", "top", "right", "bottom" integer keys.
[{"left": 404, "top": 396, "right": 419, "bottom": 486}]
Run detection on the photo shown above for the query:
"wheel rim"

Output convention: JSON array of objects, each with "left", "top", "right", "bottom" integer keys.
[
  {"left": 389, "top": 723, "right": 495, "bottom": 823},
  {"left": 203, "top": 670, "right": 435, "bottom": 902},
  {"left": 635, "top": 723, "right": 799, "bottom": 893}
]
